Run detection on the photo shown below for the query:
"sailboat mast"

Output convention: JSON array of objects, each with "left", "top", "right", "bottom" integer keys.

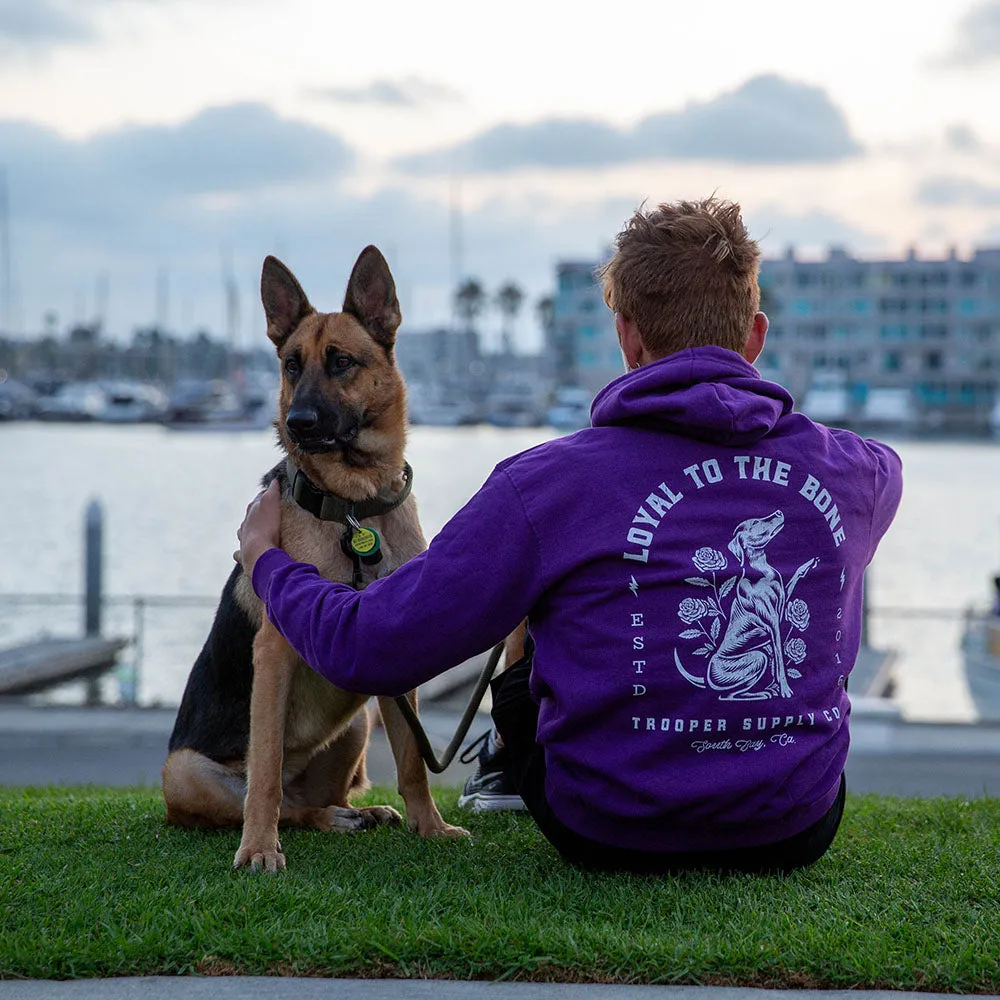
[
  {"left": 0, "top": 165, "right": 11, "bottom": 335},
  {"left": 449, "top": 176, "right": 463, "bottom": 331}
]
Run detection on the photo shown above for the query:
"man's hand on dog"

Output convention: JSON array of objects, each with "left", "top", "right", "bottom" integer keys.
[{"left": 236, "top": 479, "right": 282, "bottom": 576}]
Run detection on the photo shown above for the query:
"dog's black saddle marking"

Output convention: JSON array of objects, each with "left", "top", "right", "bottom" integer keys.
[
  {"left": 168, "top": 458, "right": 415, "bottom": 760},
  {"left": 168, "top": 560, "right": 255, "bottom": 761}
]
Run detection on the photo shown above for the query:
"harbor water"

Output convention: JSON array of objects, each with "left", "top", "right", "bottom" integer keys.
[{"left": 0, "top": 423, "right": 997, "bottom": 721}]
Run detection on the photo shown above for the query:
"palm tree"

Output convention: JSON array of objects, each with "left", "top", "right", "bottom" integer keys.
[
  {"left": 536, "top": 295, "right": 554, "bottom": 338},
  {"left": 495, "top": 281, "right": 525, "bottom": 355},
  {"left": 454, "top": 278, "right": 486, "bottom": 336}
]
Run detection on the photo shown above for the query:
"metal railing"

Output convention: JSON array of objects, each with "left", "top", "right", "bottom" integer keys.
[
  {"left": 0, "top": 591, "right": 218, "bottom": 705},
  {"left": 0, "top": 591, "right": 985, "bottom": 709}
]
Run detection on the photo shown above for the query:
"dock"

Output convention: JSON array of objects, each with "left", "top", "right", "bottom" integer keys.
[
  {"left": 850, "top": 645, "right": 897, "bottom": 699},
  {"left": 0, "top": 636, "right": 128, "bottom": 699}
]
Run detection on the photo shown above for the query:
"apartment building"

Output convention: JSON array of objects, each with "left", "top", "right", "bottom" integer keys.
[
  {"left": 759, "top": 247, "right": 1000, "bottom": 432},
  {"left": 543, "top": 245, "right": 1000, "bottom": 432},
  {"left": 551, "top": 259, "right": 621, "bottom": 394}
]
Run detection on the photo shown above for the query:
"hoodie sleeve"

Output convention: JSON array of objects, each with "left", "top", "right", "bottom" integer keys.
[
  {"left": 250, "top": 467, "right": 544, "bottom": 696},
  {"left": 863, "top": 438, "right": 903, "bottom": 563}
]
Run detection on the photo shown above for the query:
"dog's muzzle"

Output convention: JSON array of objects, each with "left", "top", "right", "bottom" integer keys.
[{"left": 286, "top": 404, "right": 360, "bottom": 452}]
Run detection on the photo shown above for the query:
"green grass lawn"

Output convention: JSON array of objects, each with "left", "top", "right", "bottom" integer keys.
[{"left": 1, "top": 787, "right": 998, "bottom": 989}]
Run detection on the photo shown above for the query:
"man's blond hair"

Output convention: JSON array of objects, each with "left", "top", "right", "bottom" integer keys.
[{"left": 598, "top": 197, "right": 761, "bottom": 358}]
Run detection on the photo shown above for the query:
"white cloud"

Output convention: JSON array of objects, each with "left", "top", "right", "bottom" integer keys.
[
  {"left": 0, "top": 0, "right": 94, "bottom": 49},
  {"left": 917, "top": 176, "right": 1000, "bottom": 207},
  {"left": 306, "top": 77, "right": 462, "bottom": 109},
  {"left": 399, "top": 75, "right": 861, "bottom": 174},
  {"left": 938, "top": 0, "right": 1000, "bottom": 65},
  {"left": 749, "top": 206, "right": 885, "bottom": 258}
]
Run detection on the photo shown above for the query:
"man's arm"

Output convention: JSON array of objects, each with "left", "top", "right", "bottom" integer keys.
[{"left": 245, "top": 469, "right": 544, "bottom": 697}]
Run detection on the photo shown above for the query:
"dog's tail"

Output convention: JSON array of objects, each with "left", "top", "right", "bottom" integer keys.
[{"left": 673, "top": 649, "right": 707, "bottom": 688}]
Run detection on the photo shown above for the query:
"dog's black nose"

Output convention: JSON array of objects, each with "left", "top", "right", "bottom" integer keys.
[{"left": 286, "top": 405, "right": 320, "bottom": 436}]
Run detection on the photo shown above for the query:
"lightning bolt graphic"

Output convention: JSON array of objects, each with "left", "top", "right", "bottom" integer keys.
[
  {"left": 629, "top": 575, "right": 639, "bottom": 597},
  {"left": 839, "top": 568, "right": 846, "bottom": 593}
]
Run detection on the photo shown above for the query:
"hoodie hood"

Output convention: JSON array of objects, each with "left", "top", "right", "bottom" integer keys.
[{"left": 590, "top": 346, "right": 794, "bottom": 446}]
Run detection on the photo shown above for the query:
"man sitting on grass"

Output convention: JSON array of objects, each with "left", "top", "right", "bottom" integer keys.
[{"left": 237, "top": 196, "right": 902, "bottom": 873}]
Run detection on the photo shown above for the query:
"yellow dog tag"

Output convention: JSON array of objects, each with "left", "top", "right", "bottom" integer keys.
[{"left": 350, "top": 527, "right": 379, "bottom": 557}]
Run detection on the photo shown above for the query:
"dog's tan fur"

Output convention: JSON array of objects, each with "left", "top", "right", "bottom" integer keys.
[{"left": 162, "top": 247, "right": 465, "bottom": 871}]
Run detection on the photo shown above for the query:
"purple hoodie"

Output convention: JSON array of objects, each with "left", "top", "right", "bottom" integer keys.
[{"left": 252, "top": 346, "right": 902, "bottom": 852}]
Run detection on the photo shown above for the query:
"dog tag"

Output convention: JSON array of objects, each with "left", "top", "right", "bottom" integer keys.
[{"left": 349, "top": 526, "right": 382, "bottom": 565}]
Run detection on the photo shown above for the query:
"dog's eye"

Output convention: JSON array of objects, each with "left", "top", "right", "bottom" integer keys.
[
  {"left": 284, "top": 356, "right": 300, "bottom": 377},
  {"left": 327, "top": 351, "right": 355, "bottom": 374}
]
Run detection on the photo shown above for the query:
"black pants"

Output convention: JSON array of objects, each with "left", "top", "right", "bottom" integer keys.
[{"left": 490, "top": 644, "right": 846, "bottom": 875}]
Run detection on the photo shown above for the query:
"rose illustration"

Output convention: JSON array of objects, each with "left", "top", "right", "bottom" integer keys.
[
  {"left": 785, "top": 598, "right": 810, "bottom": 632},
  {"left": 785, "top": 637, "right": 807, "bottom": 664},
  {"left": 678, "top": 598, "right": 710, "bottom": 624},
  {"left": 692, "top": 547, "right": 727, "bottom": 573}
]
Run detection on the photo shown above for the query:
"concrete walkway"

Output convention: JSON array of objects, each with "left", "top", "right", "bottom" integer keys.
[
  {"left": 0, "top": 981, "right": 996, "bottom": 1000},
  {"left": 0, "top": 704, "right": 477, "bottom": 789},
  {"left": 2, "top": 700, "right": 1000, "bottom": 796}
]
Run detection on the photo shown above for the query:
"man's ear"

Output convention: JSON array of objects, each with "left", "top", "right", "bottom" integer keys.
[
  {"left": 616, "top": 313, "right": 644, "bottom": 370},
  {"left": 743, "top": 311, "right": 768, "bottom": 365},
  {"left": 343, "top": 245, "right": 401, "bottom": 348},
  {"left": 260, "top": 256, "right": 313, "bottom": 349}
]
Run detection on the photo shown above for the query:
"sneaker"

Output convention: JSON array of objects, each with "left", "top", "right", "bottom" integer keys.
[{"left": 456, "top": 729, "right": 526, "bottom": 812}]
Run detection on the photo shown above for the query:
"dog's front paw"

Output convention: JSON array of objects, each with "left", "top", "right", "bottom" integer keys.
[
  {"left": 410, "top": 815, "right": 470, "bottom": 839},
  {"left": 434, "top": 822, "right": 471, "bottom": 840},
  {"left": 233, "top": 838, "right": 286, "bottom": 873},
  {"left": 355, "top": 804, "right": 404, "bottom": 828},
  {"left": 313, "top": 804, "right": 402, "bottom": 832}
]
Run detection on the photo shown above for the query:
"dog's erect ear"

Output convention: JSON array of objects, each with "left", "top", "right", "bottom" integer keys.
[
  {"left": 342, "top": 245, "right": 401, "bottom": 348},
  {"left": 261, "top": 256, "right": 314, "bottom": 348}
]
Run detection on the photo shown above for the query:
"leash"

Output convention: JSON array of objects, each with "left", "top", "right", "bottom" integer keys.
[
  {"left": 393, "top": 642, "right": 506, "bottom": 773},
  {"left": 285, "top": 458, "right": 505, "bottom": 772}
]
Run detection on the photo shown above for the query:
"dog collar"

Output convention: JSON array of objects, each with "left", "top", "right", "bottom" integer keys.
[{"left": 285, "top": 458, "right": 413, "bottom": 524}]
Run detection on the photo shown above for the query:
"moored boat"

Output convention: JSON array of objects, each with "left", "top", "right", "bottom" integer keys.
[
  {"left": 546, "top": 386, "right": 591, "bottom": 431},
  {"left": 98, "top": 381, "right": 169, "bottom": 423},
  {"left": 35, "top": 382, "right": 107, "bottom": 422},
  {"left": 961, "top": 609, "right": 1000, "bottom": 722},
  {"left": 160, "top": 377, "right": 275, "bottom": 432}
]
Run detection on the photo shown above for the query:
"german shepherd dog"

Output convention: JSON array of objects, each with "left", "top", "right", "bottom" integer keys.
[{"left": 162, "top": 247, "right": 466, "bottom": 871}]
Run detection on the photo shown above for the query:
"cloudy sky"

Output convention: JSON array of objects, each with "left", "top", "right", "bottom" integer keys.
[{"left": 1, "top": 0, "right": 999, "bottom": 349}]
